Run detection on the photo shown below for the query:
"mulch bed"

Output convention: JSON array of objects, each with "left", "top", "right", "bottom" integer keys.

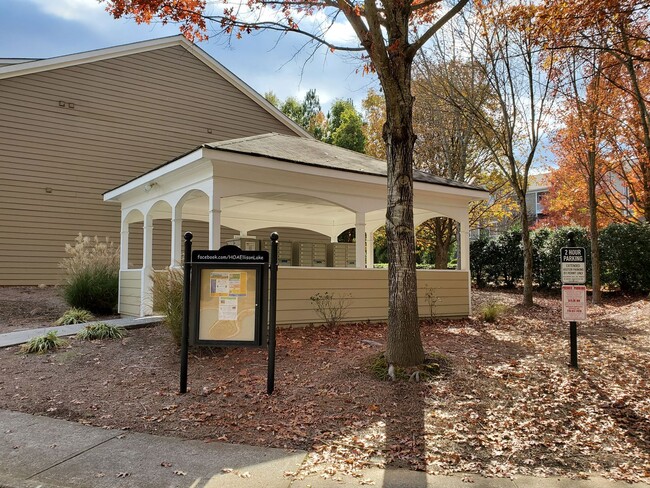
[
  {"left": 0, "top": 286, "right": 117, "bottom": 333},
  {"left": 0, "top": 288, "right": 648, "bottom": 483}
]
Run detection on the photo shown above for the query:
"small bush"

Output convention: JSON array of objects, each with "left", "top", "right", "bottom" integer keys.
[
  {"left": 152, "top": 268, "right": 184, "bottom": 345},
  {"left": 60, "top": 234, "right": 119, "bottom": 314},
  {"left": 423, "top": 284, "right": 439, "bottom": 321},
  {"left": 76, "top": 322, "right": 125, "bottom": 341},
  {"left": 21, "top": 331, "right": 67, "bottom": 354},
  {"left": 480, "top": 302, "right": 507, "bottom": 323},
  {"left": 54, "top": 308, "right": 94, "bottom": 326},
  {"left": 63, "top": 270, "right": 118, "bottom": 315},
  {"left": 310, "top": 291, "right": 350, "bottom": 326}
]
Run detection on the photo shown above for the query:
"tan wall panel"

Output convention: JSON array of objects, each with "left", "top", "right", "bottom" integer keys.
[
  {"left": 0, "top": 44, "right": 299, "bottom": 286},
  {"left": 119, "top": 270, "right": 141, "bottom": 316},
  {"left": 275, "top": 268, "right": 469, "bottom": 325}
]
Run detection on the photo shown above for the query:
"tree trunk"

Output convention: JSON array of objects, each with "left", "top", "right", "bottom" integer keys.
[
  {"left": 520, "top": 204, "right": 534, "bottom": 306},
  {"left": 588, "top": 153, "right": 602, "bottom": 305},
  {"left": 382, "top": 58, "right": 424, "bottom": 367},
  {"left": 433, "top": 218, "right": 454, "bottom": 269}
]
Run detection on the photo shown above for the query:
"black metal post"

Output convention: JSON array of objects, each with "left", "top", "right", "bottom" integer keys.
[
  {"left": 267, "top": 232, "right": 279, "bottom": 395},
  {"left": 180, "top": 232, "right": 193, "bottom": 393},
  {"left": 567, "top": 231, "right": 578, "bottom": 369}
]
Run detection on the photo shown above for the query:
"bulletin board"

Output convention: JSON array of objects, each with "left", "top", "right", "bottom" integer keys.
[{"left": 190, "top": 251, "right": 268, "bottom": 347}]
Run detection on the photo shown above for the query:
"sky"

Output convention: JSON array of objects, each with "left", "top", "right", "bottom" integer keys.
[{"left": 0, "top": 0, "right": 379, "bottom": 110}]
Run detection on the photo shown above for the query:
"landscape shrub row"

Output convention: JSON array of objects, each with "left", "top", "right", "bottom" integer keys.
[{"left": 470, "top": 223, "right": 650, "bottom": 293}]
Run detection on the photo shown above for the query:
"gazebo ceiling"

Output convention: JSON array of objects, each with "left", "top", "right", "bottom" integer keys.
[
  {"left": 223, "top": 192, "right": 348, "bottom": 220},
  {"left": 148, "top": 191, "right": 355, "bottom": 229}
]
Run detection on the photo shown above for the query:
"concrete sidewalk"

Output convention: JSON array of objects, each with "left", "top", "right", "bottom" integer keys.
[
  {"left": 0, "top": 410, "right": 640, "bottom": 488},
  {"left": 0, "top": 316, "right": 163, "bottom": 348}
]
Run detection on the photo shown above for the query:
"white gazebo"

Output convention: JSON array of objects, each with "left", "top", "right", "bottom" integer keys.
[{"left": 104, "top": 133, "right": 488, "bottom": 323}]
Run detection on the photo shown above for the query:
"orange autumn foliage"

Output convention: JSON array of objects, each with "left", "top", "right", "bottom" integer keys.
[
  {"left": 107, "top": 0, "right": 208, "bottom": 40},
  {"left": 532, "top": 0, "right": 650, "bottom": 222}
]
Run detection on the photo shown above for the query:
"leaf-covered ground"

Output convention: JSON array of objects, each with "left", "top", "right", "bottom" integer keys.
[{"left": 0, "top": 290, "right": 648, "bottom": 483}]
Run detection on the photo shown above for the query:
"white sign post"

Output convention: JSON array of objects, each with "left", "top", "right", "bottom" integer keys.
[
  {"left": 561, "top": 237, "right": 587, "bottom": 369},
  {"left": 560, "top": 247, "right": 587, "bottom": 321}
]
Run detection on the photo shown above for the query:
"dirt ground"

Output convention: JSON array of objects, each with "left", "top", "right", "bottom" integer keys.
[
  {"left": 0, "top": 287, "right": 648, "bottom": 483},
  {"left": 0, "top": 286, "right": 69, "bottom": 332},
  {"left": 0, "top": 286, "right": 116, "bottom": 332}
]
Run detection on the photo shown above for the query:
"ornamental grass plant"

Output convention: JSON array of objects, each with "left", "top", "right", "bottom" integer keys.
[
  {"left": 20, "top": 331, "right": 67, "bottom": 354},
  {"left": 152, "top": 267, "right": 184, "bottom": 345},
  {"left": 59, "top": 234, "right": 119, "bottom": 314},
  {"left": 54, "top": 308, "right": 94, "bottom": 326},
  {"left": 76, "top": 322, "right": 125, "bottom": 341}
]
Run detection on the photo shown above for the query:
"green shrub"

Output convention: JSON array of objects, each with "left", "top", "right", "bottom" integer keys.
[
  {"left": 60, "top": 234, "right": 119, "bottom": 314},
  {"left": 495, "top": 229, "right": 524, "bottom": 287},
  {"left": 63, "top": 269, "right": 118, "bottom": 315},
  {"left": 470, "top": 235, "right": 491, "bottom": 287},
  {"left": 152, "top": 268, "right": 184, "bottom": 345},
  {"left": 54, "top": 308, "right": 94, "bottom": 326},
  {"left": 471, "top": 223, "right": 650, "bottom": 292},
  {"left": 471, "top": 229, "right": 523, "bottom": 287},
  {"left": 76, "top": 322, "right": 125, "bottom": 340},
  {"left": 20, "top": 331, "right": 67, "bottom": 354},
  {"left": 532, "top": 226, "right": 591, "bottom": 289},
  {"left": 600, "top": 223, "right": 650, "bottom": 293}
]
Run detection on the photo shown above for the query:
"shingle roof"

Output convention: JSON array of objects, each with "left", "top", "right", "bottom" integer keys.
[{"left": 205, "top": 133, "right": 486, "bottom": 192}]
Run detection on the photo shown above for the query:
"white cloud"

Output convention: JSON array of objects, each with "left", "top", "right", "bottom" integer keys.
[
  {"left": 26, "top": 0, "right": 105, "bottom": 22},
  {"left": 321, "top": 19, "right": 358, "bottom": 46}
]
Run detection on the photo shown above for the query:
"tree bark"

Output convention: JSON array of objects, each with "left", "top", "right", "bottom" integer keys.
[
  {"left": 433, "top": 218, "right": 454, "bottom": 269},
  {"left": 520, "top": 202, "right": 534, "bottom": 306},
  {"left": 381, "top": 54, "right": 425, "bottom": 367},
  {"left": 588, "top": 152, "right": 602, "bottom": 304}
]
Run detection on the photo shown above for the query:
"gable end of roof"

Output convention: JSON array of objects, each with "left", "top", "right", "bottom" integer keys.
[{"left": 0, "top": 36, "right": 310, "bottom": 139}]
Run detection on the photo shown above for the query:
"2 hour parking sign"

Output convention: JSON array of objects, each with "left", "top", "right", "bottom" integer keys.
[{"left": 560, "top": 247, "right": 586, "bottom": 285}]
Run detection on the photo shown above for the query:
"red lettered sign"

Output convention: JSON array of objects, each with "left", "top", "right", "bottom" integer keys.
[{"left": 562, "top": 285, "right": 587, "bottom": 321}]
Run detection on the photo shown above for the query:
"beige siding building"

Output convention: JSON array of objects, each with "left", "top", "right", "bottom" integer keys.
[{"left": 0, "top": 37, "right": 307, "bottom": 285}]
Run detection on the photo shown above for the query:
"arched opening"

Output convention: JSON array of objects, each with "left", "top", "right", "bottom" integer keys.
[
  {"left": 150, "top": 200, "right": 172, "bottom": 271},
  {"left": 416, "top": 217, "right": 460, "bottom": 270}
]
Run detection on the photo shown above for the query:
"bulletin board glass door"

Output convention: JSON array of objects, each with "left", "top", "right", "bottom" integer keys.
[{"left": 191, "top": 263, "right": 265, "bottom": 346}]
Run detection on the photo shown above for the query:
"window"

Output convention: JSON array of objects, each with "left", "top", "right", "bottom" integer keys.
[{"left": 536, "top": 191, "right": 547, "bottom": 215}]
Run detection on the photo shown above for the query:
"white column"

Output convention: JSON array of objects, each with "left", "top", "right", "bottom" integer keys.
[
  {"left": 459, "top": 215, "right": 470, "bottom": 272},
  {"left": 170, "top": 203, "right": 183, "bottom": 267},
  {"left": 459, "top": 214, "right": 472, "bottom": 315},
  {"left": 355, "top": 212, "right": 366, "bottom": 269},
  {"left": 209, "top": 190, "right": 222, "bottom": 250},
  {"left": 141, "top": 213, "right": 154, "bottom": 316},
  {"left": 120, "top": 216, "right": 130, "bottom": 271},
  {"left": 366, "top": 231, "right": 375, "bottom": 269}
]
